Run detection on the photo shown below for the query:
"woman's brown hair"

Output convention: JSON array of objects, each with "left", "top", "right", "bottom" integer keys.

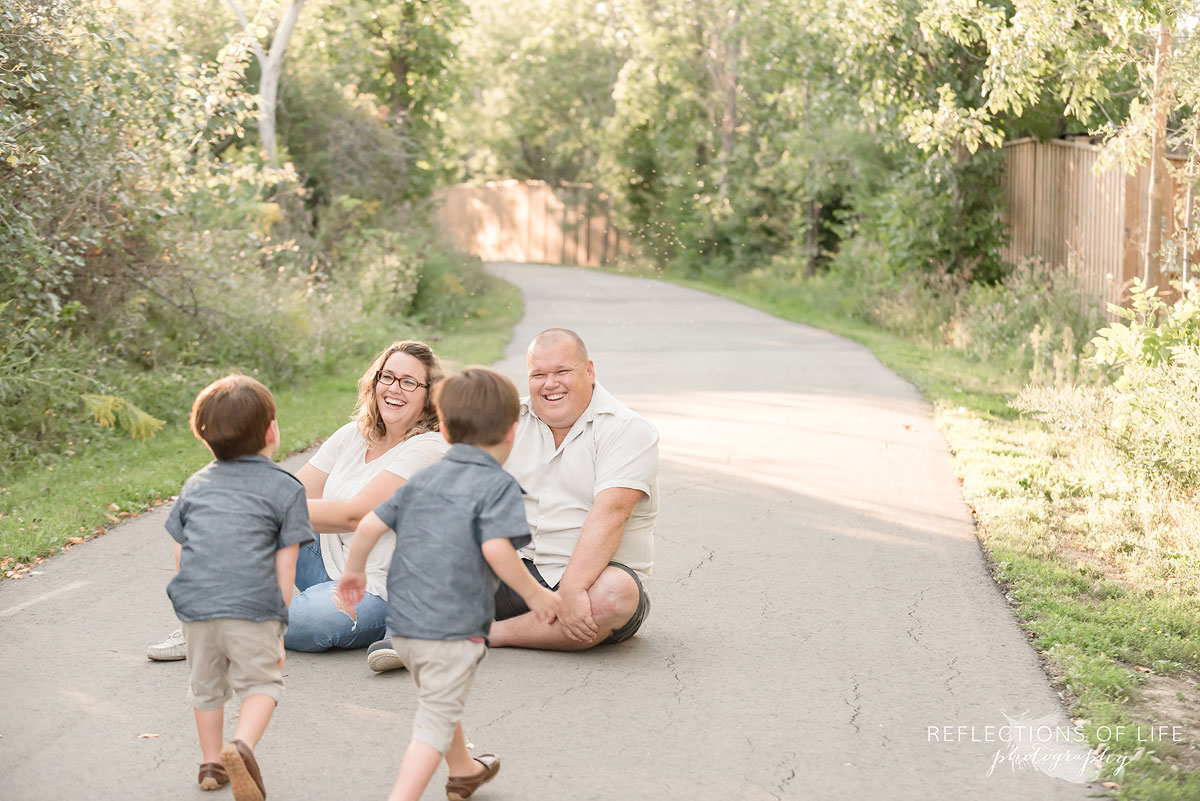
[{"left": 353, "top": 340, "right": 443, "bottom": 443}]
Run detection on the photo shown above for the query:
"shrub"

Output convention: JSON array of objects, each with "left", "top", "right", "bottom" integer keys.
[
  {"left": 1092, "top": 278, "right": 1200, "bottom": 380},
  {"left": 944, "top": 258, "right": 1106, "bottom": 379}
]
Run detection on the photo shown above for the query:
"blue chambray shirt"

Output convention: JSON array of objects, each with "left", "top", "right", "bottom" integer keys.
[
  {"left": 166, "top": 455, "right": 314, "bottom": 623},
  {"left": 373, "top": 443, "right": 532, "bottom": 642}
]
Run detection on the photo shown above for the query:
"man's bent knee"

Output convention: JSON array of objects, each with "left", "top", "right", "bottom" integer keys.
[
  {"left": 589, "top": 567, "right": 639, "bottom": 626},
  {"left": 591, "top": 564, "right": 650, "bottom": 644}
]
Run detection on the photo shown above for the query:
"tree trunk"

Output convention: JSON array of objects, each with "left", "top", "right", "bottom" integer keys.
[
  {"left": 806, "top": 199, "right": 821, "bottom": 277},
  {"left": 258, "top": 59, "right": 281, "bottom": 163},
  {"left": 1182, "top": 128, "right": 1197, "bottom": 283},
  {"left": 224, "top": 0, "right": 307, "bottom": 164},
  {"left": 1143, "top": 18, "right": 1174, "bottom": 288},
  {"left": 717, "top": 3, "right": 742, "bottom": 207}
]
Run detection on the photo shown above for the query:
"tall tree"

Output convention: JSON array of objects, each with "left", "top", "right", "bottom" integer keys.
[{"left": 224, "top": 0, "right": 307, "bottom": 163}]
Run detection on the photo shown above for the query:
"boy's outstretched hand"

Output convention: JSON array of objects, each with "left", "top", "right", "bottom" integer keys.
[
  {"left": 336, "top": 570, "right": 366, "bottom": 608},
  {"left": 527, "top": 585, "right": 564, "bottom": 626}
]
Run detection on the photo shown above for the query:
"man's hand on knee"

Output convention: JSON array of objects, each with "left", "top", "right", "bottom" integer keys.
[{"left": 556, "top": 585, "right": 600, "bottom": 643}]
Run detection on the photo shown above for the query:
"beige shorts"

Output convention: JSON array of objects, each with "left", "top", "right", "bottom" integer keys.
[
  {"left": 392, "top": 637, "right": 488, "bottom": 754},
  {"left": 182, "top": 619, "right": 285, "bottom": 710}
]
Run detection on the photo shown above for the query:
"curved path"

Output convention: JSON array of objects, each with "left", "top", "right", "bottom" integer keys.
[{"left": 0, "top": 263, "right": 1096, "bottom": 799}]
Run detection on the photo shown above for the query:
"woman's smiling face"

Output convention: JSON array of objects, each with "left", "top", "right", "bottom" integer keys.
[{"left": 374, "top": 350, "right": 428, "bottom": 436}]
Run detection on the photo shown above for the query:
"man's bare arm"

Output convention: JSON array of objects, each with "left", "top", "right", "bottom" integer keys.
[{"left": 555, "top": 486, "right": 644, "bottom": 642}]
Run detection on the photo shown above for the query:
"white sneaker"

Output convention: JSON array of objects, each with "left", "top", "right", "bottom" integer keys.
[
  {"left": 366, "top": 639, "right": 405, "bottom": 673},
  {"left": 147, "top": 629, "right": 187, "bottom": 661}
]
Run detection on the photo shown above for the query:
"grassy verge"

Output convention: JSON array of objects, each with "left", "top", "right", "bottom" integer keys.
[
  {"left": 619, "top": 265, "right": 1200, "bottom": 799},
  {"left": 0, "top": 277, "right": 521, "bottom": 572}
]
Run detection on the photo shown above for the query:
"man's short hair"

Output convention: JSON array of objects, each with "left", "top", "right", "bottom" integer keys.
[
  {"left": 433, "top": 367, "right": 520, "bottom": 446},
  {"left": 190, "top": 375, "right": 275, "bottom": 461},
  {"left": 528, "top": 328, "right": 589, "bottom": 363}
]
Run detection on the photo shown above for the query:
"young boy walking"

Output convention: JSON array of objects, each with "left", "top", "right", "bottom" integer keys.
[
  {"left": 337, "top": 366, "right": 563, "bottom": 801},
  {"left": 165, "top": 374, "right": 314, "bottom": 801}
]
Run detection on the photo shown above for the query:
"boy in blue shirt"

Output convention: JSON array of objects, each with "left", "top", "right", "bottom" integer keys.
[
  {"left": 337, "top": 366, "right": 562, "bottom": 801},
  {"left": 166, "top": 375, "right": 314, "bottom": 801}
]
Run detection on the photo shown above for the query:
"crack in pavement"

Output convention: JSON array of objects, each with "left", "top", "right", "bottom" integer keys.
[
  {"left": 845, "top": 678, "right": 862, "bottom": 734},
  {"left": 775, "top": 750, "right": 798, "bottom": 794},
  {"left": 479, "top": 704, "right": 518, "bottom": 730},
  {"left": 905, "top": 587, "right": 930, "bottom": 651},
  {"left": 678, "top": 546, "right": 716, "bottom": 584},
  {"left": 665, "top": 651, "right": 687, "bottom": 704},
  {"left": 944, "top": 654, "right": 961, "bottom": 697}
]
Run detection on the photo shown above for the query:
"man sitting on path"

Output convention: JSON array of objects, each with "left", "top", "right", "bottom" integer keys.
[{"left": 367, "top": 327, "right": 657, "bottom": 669}]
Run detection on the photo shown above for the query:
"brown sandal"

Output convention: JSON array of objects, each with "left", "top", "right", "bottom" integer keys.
[
  {"left": 220, "top": 739, "right": 266, "bottom": 801},
  {"left": 198, "top": 762, "right": 229, "bottom": 791},
  {"left": 445, "top": 753, "right": 500, "bottom": 801}
]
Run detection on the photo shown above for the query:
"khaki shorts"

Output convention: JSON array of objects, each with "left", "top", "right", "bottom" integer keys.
[
  {"left": 182, "top": 619, "right": 285, "bottom": 710},
  {"left": 392, "top": 637, "right": 487, "bottom": 754}
]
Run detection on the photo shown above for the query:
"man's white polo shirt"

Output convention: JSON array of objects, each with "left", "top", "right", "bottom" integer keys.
[{"left": 504, "top": 382, "right": 659, "bottom": 587}]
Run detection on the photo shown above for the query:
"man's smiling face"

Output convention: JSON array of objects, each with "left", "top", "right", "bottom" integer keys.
[{"left": 527, "top": 336, "right": 595, "bottom": 433}]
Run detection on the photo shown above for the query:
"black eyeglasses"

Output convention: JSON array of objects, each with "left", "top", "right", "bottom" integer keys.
[{"left": 375, "top": 371, "right": 428, "bottom": 392}]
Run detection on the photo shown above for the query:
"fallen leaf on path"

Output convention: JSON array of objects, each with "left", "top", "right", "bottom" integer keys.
[
  {"left": 1134, "top": 665, "right": 1152, "bottom": 673},
  {"left": 104, "top": 513, "right": 119, "bottom": 523},
  {"left": 1102, "top": 782, "right": 1119, "bottom": 790},
  {"left": 135, "top": 733, "right": 159, "bottom": 739},
  {"left": 67, "top": 537, "right": 84, "bottom": 545},
  {"left": 108, "top": 503, "right": 120, "bottom": 512}
]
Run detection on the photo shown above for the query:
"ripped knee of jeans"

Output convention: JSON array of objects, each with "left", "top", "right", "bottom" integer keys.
[{"left": 330, "top": 586, "right": 359, "bottom": 631}]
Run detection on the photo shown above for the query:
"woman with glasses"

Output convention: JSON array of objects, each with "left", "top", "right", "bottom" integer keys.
[{"left": 283, "top": 340, "right": 450, "bottom": 653}]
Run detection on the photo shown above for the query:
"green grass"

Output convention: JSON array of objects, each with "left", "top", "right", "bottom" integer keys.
[
  {"left": 0, "top": 276, "right": 522, "bottom": 570},
  {"left": 627, "top": 263, "right": 1200, "bottom": 799}
]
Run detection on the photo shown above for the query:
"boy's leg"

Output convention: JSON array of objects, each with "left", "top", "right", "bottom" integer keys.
[
  {"left": 183, "top": 621, "right": 234, "bottom": 790},
  {"left": 394, "top": 638, "right": 494, "bottom": 800},
  {"left": 184, "top": 622, "right": 234, "bottom": 759},
  {"left": 195, "top": 708, "right": 224, "bottom": 764},
  {"left": 444, "top": 723, "right": 484, "bottom": 778},
  {"left": 388, "top": 740, "right": 444, "bottom": 801},
  {"left": 233, "top": 694, "right": 277, "bottom": 749},
  {"left": 220, "top": 621, "right": 285, "bottom": 801}
]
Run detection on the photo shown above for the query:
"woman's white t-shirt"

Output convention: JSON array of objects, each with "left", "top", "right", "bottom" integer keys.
[{"left": 306, "top": 423, "right": 449, "bottom": 600}]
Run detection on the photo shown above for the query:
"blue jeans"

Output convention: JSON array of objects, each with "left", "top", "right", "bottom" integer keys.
[{"left": 284, "top": 539, "right": 388, "bottom": 652}]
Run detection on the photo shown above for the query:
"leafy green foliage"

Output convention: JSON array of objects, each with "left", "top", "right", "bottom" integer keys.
[
  {"left": 298, "top": 0, "right": 469, "bottom": 199},
  {"left": 1019, "top": 280, "right": 1200, "bottom": 496},
  {"left": 1093, "top": 279, "right": 1200, "bottom": 377},
  {"left": 81, "top": 395, "right": 166, "bottom": 442},
  {"left": 0, "top": 0, "right": 482, "bottom": 478}
]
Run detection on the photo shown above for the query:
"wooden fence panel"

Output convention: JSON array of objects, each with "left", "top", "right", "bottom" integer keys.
[
  {"left": 433, "top": 180, "right": 630, "bottom": 267},
  {"left": 1003, "top": 138, "right": 1192, "bottom": 308}
]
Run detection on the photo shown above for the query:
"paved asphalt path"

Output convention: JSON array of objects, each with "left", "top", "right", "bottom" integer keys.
[{"left": 0, "top": 263, "right": 1099, "bottom": 800}]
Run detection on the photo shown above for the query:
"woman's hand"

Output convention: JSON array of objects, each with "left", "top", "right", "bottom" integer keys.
[
  {"left": 278, "top": 636, "right": 286, "bottom": 670},
  {"left": 336, "top": 569, "right": 367, "bottom": 608}
]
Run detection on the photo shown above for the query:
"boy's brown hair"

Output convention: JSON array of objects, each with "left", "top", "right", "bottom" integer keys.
[
  {"left": 433, "top": 366, "right": 519, "bottom": 446},
  {"left": 190, "top": 374, "right": 276, "bottom": 461}
]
